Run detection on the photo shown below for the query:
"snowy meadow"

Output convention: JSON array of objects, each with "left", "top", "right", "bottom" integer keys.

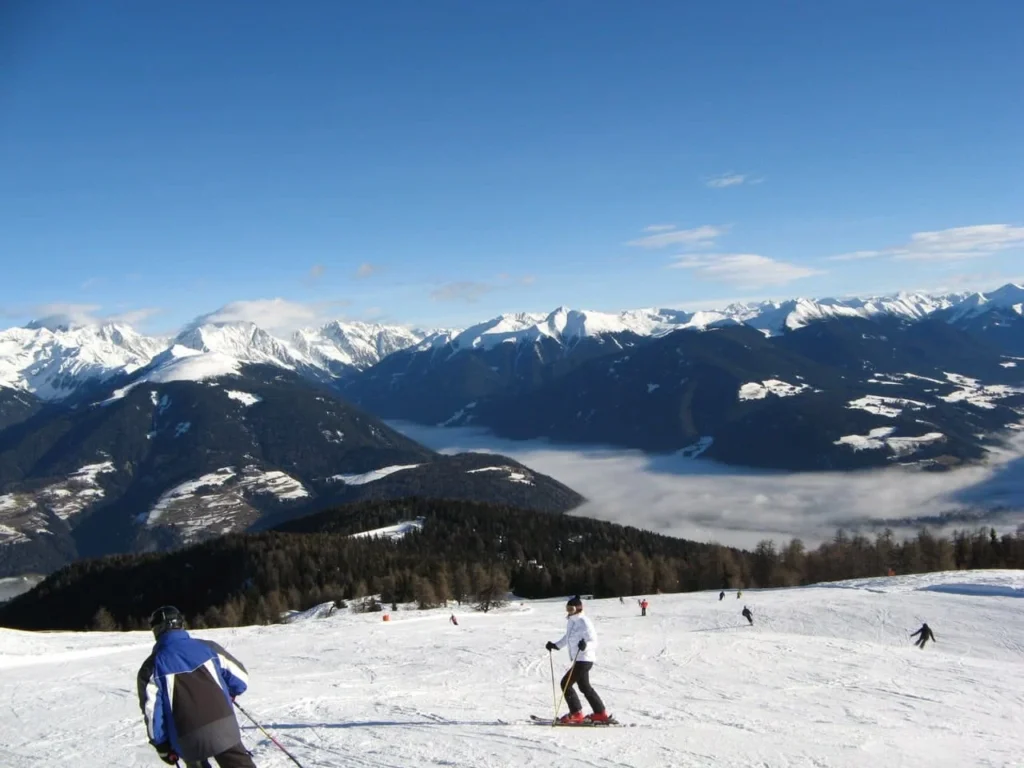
[
  {"left": 1, "top": 570, "right": 1022, "bottom": 767},
  {"left": 389, "top": 422, "right": 1024, "bottom": 549}
]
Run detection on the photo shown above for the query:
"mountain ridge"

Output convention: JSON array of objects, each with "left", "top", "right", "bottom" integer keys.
[{"left": 2, "top": 285, "right": 1016, "bottom": 402}]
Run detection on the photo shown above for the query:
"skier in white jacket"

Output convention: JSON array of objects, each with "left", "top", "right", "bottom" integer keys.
[{"left": 545, "top": 595, "right": 610, "bottom": 723}]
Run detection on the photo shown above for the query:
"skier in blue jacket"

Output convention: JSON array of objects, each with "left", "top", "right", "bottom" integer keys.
[{"left": 137, "top": 606, "right": 256, "bottom": 767}]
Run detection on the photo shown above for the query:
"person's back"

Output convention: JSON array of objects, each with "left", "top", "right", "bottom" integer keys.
[{"left": 138, "top": 606, "right": 255, "bottom": 767}]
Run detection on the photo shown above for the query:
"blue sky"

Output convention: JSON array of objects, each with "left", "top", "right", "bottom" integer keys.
[{"left": 2, "top": 1, "right": 1022, "bottom": 333}]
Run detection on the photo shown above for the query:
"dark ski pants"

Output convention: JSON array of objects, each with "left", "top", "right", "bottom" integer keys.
[
  {"left": 561, "top": 661, "right": 605, "bottom": 715},
  {"left": 185, "top": 743, "right": 256, "bottom": 768},
  {"left": 641, "top": 607, "right": 646, "bottom": 616},
  {"left": 915, "top": 636, "right": 930, "bottom": 649}
]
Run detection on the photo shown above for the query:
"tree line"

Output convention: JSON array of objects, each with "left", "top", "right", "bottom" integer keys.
[{"left": 1, "top": 496, "right": 1021, "bottom": 632}]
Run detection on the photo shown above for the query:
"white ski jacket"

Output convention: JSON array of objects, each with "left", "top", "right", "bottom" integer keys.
[{"left": 554, "top": 613, "right": 598, "bottom": 663}]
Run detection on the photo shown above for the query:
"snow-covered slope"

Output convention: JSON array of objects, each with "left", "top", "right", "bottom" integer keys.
[{"left": 1, "top": 569, "right": 1021, "bottom": 766}]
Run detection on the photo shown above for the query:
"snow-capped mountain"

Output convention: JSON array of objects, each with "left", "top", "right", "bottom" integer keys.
[
  {"left": 290, "top": 321, "right": 439, "bottom": 375},
  {"left": 0, "top": 284, "right": 1018, "bottom": 403},
  {"left": 0, "top": 316, "right": 440, "bottom": 401},
  {"left": 944, "top": 283, "right": 1024, "bottom": 323},
  {"left": 0, "top": 322, "right": 167, "bottom": 400},
  {"left": 173, "top": 321, "right": 309, "bottom": 372},
  {"left": 443, "top": 306, "right": 738, "bottom": 352},
  {"left": 715, "top": 291, "right": 971, "bottom": 336}
]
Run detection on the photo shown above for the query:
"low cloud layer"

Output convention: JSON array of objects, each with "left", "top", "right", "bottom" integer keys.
[{"left": 388, "top": 421, "right": 1024, "bottom": 549}]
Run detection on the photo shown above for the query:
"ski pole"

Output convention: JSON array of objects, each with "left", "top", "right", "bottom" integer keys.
[
  {"left": 552, "top": 646, "right": 581, "bottom": 724},
  {"left": 234, "top": 700, "right": 306, "bottom": 768},
  {"left": 548, "top": 649, "right": 557, "bottom": 715}
]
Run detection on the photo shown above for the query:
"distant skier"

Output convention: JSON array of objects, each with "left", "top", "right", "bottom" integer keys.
[
  {"left": 719, "top": 591, "right": 725, "bottom": 601},
  {"left": 911, "top": 622, "right": 936, "bottom": 649},
  {"left": 742, "top": 606, "right": 753, "bottom": 625},
  {"left": 450, "top": 613, "right": 459, "bottom": 626},
  {"left": 545, "top": 595, "right": 610, "bottom": 724},
  {"left": 619, "top": 596, "right": 625, "bottom": 605},
  {"left": 639, "top": 598, "right": 648, "bottom": 617},
  {"left": 737, "top": 590, "right": 743, "bottom": 599},
  {"left": 137, "top": 606, "right": 255, "bottom": 768}
]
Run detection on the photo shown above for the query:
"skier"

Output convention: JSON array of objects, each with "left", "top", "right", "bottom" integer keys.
[
  {"left": 719, "top": 591, "right": 725, "bottom": 601},
  {"left": 137, "top": 606, "right": 255, "bottom": 768},
  {"left": 619, "top": 596, "right": 625, "bottom": 605},
  {"left": 737, "top": 590, "right": 743, "bottom": 599},
  {"left": 911, "top": 622, "right": 936, "bottom": 649},
  {"left": 545, "top": 595, "right": 610, "bottom": 724},
  {"left": 639, "top": 598, "right": 648, "bottom": 617},
  {"left": 450, "top": 613, "right": 459, "bottom": 626},
  {"left": 742, "top": 605, "right": 753, "bottom": 625}
]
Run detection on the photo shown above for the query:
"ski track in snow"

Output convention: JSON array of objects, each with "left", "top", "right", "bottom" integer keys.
[{"left": 1, "top": 570, "right": 1023, "bottom": 767}]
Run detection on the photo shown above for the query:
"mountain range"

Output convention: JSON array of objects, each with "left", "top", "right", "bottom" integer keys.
[
  {"left": 0, "top": 354, "right": 582, "bottom": 577},
  {"left": 0, "top": 284, "right": 1021, "bottom": 487}
]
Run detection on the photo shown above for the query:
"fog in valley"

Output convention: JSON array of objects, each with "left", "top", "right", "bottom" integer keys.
[{"left": 389, "top": 422, "right": 1024, "bottom": 549}]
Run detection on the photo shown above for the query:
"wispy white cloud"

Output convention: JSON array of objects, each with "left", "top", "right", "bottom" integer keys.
[
  {"left": 670, "top": 253, "right": 823, "bottom": 288},
  {"left": 355, "top": 263, "right": 378, "bottom": 279},
  {"left": 643, "top": 224, "right": 677, "bottom": 233},
  {"left": 14, "top": 303, "right": 163, "bottom": 330},
  {"left": 430, "top": 272, "right": 537, "bottom": 303},
  {"left": 80, "top": 277, "right": 106, "bottom": 291},
  {"left": 626, "top": 225, "right": 727, "bottom": 249},
  {"left": 308, "top": 264, "right": 326, "bottom": 281},
  {"left": 107, "top": 307, "right": 163, "bottom": 326},
  {"left": 28, "top": 303, "right": 102, "bottom": 327},
  {"left": 430, "top": 281, "right": 495, "bottom": 303},
  {"left": 828, "top": 224, "right": 1024, "bottom": 263},
  {"left": 193, "top": 298, "right": 351, "bottom": 334},
  {"left": 706, "top": 173, "right": 749, "bottom": 188}
]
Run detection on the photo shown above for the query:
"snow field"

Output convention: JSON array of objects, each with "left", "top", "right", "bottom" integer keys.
[{"left": 0, "top": 570, "right": 1022, "bottom": 767}]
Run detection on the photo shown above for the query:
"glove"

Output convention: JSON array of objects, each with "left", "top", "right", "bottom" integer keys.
[
  {"left": 155, "top": 744, "right": 178, "bottom": 765},
  {"left": 577, "top": 639, "right": 587, "bottom": 651},
  {"left": 545, "top": 641, "right": 558, "bottom": 651}
]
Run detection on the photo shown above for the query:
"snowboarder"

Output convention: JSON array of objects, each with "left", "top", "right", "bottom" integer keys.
[
  {"left": 450, "top": 613, "right": 459, "bottom": 626},
  {"left": 719, "top": 591, "right": 725, "bottom": 601},
  {"left": 639, "top": 598, "right": 648, "bottom": 617},
  {"left": 545, "top": 595, "right": 610, "bottom": 724},
  {"left": 137, "top": 606, "right": 255, "bottom": 768},
  {"left": 911, "top": 622, "right": 936, "bottom": 649},
  {"left": 742, "top": 606, "right": 753, "bottom": 625}
]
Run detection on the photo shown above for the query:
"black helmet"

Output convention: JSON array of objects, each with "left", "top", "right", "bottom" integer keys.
[{"left": 149, "top": 605, "right": 185, "bottom": 637}]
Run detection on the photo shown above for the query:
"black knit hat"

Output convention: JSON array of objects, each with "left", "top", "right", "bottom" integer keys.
[{"left": 566, "top": 595, "right": 582, "bottom": 609}]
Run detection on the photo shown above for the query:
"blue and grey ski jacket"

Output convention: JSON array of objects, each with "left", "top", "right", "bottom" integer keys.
[{"left": 137, "top": 629, "right": 249, "bottom": 761}]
